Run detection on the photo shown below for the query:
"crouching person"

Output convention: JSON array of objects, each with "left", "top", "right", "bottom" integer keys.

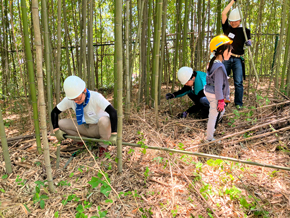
[
  {"left": 204, "top": 35, "right": 232, "bottom": 141},
  {"left": 166, "top": 67, "right": 209, "bottom": 119},
  {"left": 51, "top": 75, "right": 117, "bottom": 157}
]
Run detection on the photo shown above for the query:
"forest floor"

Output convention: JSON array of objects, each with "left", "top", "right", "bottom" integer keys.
[{"left": 0, "top": 79, "right": 290, "bottom": 218}]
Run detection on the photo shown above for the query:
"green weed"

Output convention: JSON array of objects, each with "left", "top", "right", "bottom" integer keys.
[
  {"left": 57, "top": 180, "right": 71, "bottom": 187},
  {"left": 144, "top": 167, "right": 150, "bottom": 184},
  {"left": 15, "top": 175, "right": 27, "bottom": 186},
  {"left": 33, "top": 181, "right": 49, "bottom": 209},
  {"left": 171, "top": 205, "right": 179, "bottom": 217},
  {"left": 88, "top": 171, "right": 112, "bottom": 197}
]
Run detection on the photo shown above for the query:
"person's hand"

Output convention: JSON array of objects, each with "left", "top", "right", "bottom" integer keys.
[
  {"left": 55, "top": 129, "right": 66, "bottom": 142},
  {"left": 217, "top": 99, "right": 226, "bottom": 112},
  {"left": 245, "top": 40, "right": 251, "bottom": 46},
  {"left": 177, "top": 111, "right": 188, "bottom": 119},
  {"left": 166, "top": 93, "right": 175, "bottom": 100},
  {"left": 109, "top": 134, "right": 117, "bottom": 145}
]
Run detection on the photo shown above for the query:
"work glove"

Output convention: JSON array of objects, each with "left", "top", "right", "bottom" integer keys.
[
  {"left": 165, "top": 93, "right": 175, "bottom": 100},
  {"left": 245, "top": 40, "right": 251, "bottom": 46},
  {"left": 217, "top": 99, "right": 226, "bottom": 112},
  {"left": 55, "top": 129, "right": 66, "bottom": 142},
  {"left": 109, "top": 134, "right": 117, "bottom": 145},
  {"left": 177, "top": 111, "right": 188, "bottom": 119}
]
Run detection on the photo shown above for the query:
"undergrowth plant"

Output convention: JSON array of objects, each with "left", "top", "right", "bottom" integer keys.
[
  {"left": 144, "top": 167, "right": 150, "bottom": 184},
  {"left": 15, "top": 175, "right": 27, "bottom": 186},
  {"left": 33, "top": 181, "right": 49, "bottom": 209},
  {"left": 137, "top": 131, "right": 148, "bottom": 154},
  {"left": 88, "top": 171, "right": 112, "bottom": 197},
  {"left": 61, "top": 194, "right": 107, "bottom": 218}
]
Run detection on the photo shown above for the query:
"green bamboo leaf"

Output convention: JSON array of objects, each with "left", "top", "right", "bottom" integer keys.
[{"left": 40, "top": 200, "right": 45, "bottom": 209}]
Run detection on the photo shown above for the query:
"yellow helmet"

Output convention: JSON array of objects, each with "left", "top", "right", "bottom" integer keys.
[{"left": 209, "top": 35, "right": 233, "bottom": 52}]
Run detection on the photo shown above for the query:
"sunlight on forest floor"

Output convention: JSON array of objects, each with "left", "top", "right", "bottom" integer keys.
[{"left": 0, "top": 79, "right": 290, "bottom": 217}]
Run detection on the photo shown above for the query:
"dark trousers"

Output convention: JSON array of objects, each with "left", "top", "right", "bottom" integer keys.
[
  {"left": 187, "top": 90, "right": 210, "bottom": 118},
  {"left": 223, "top": 57, "right": 243, "bottom": 106}
]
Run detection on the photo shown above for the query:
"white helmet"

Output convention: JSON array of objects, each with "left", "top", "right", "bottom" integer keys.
[
  {"left": 177, "top": 67, "right": 193, "bottom": 85},
  {"left": 228, "top": 8, "right": 241, "bottom": 22},
  {"left": 63, "top": 75, "right": 86, "bottom": 99}
]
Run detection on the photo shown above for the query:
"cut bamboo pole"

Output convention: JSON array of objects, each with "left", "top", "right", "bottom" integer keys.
[{"left": 65, "top": 135, "right": 290, "bottom": 171}]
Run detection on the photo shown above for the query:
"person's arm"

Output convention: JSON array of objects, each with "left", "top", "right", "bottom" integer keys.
[
  {"left": 214, "top": 68, "right": 225, "bottom": 101},
  {"left": 51, "top": 106, "right": 62, "bottom": 130},
  {"left": 173, "top": 85, "right": 192, "bottom": 98},
  {"left": 222, "top": 0, "right": 235, "bottom": 24},
  {"left": 104, "top": 104, "right": 117, "bottom": 134},
  {"left": 244, "top": 29, "right": 252, "bottom": 46}
]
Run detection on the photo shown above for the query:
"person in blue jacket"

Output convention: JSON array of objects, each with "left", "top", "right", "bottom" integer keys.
[{"left": 165, "top": 67, "right": 209, "bottom": 119}]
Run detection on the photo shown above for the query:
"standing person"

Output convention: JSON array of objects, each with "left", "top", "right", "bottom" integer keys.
[
  {"left": 165, "top": 67, "right": 209, "bottom": 118},
  {"left": 51, "top": 75, "right": 117, "bottom": 157},
  {"left": 204, "top": 35, "right": 232, "bottom": 141},
  {"left": 222, "top": 0, "right": 251, "bottom": 108}
]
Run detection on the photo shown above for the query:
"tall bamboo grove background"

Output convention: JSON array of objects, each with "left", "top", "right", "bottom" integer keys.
[{"left": 0, "top": 0, "right": 290, "bottom": 129}]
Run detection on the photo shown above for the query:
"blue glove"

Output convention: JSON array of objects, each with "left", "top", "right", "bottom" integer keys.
[
  {"left": 245, "top": 40, "right": 252, "bottom": 46},
  {"left": 166, "top": 93, "right": 175, "bottom": 100}
]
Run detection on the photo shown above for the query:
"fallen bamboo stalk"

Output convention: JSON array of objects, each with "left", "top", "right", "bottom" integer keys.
[
  {"left": 186, "top": 116, "right": 290, "bottom": 149},
  {"left": 65, "top": 135, "right": 290, "bottom": 171},
  {"left": 225, "top": 100, "right": 290, "bottom": 118},
  {"left": 224, "top": 125, "right": 290, "bottom": 146},
  {"left": 252, "top": 136, "right": 289, "bottom": 147},
  {"left": 0, "top": 134, "right": 36, "bottom": 145}
]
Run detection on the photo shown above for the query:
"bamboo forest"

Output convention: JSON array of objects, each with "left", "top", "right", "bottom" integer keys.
[{"left": 1, "top": 0, "right": 290, "bottom": 217}]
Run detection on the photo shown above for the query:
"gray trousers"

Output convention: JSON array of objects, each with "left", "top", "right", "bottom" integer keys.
[
  {"left": 59, "top": 116, "right": 111, "bottom": 148},
  {"left": 204, "top": 91, "right": 225, "bottom": 141}
]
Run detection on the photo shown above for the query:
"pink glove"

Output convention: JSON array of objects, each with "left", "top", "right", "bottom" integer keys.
[{"left": 217, "top": 99, "right": 226, "bottom": 112}]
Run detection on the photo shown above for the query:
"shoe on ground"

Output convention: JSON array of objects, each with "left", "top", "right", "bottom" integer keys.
[
  {"left": 98, "top": 147, "right": 109, "bottom": 157},
  {"left": 205, "top": 138, "right": 221, "bottom": 143},
  {"left": 205, "top": 138, "right": 215, "bottom": 143},
  {"left": 77, "top": 142, "right": 84, "bottom": 146}
]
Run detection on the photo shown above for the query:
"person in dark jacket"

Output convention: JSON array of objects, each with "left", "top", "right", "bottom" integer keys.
[
  {"left": 166, "top": 67, "right": 209, "bottom": 119},
  {"left": 222, "top": 0, "right": 251, "bottom": 107},
  {"left": 204, "top": 35, "right": 232, "bottom": 141}
]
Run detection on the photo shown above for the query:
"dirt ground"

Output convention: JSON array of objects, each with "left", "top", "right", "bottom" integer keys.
[{"left": 0, "top": 80, "right": 290, "bottom": 218}]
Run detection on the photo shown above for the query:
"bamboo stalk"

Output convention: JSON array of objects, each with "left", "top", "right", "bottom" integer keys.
[
  {"left": 65, "top": 135, "right": 290, "bottom": 171},
  {"left": 56, "top": 146, "right": 60, "bottom": 169},
  {"left": 0, "top": 105, "right": 12, "bottom": 174}
]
